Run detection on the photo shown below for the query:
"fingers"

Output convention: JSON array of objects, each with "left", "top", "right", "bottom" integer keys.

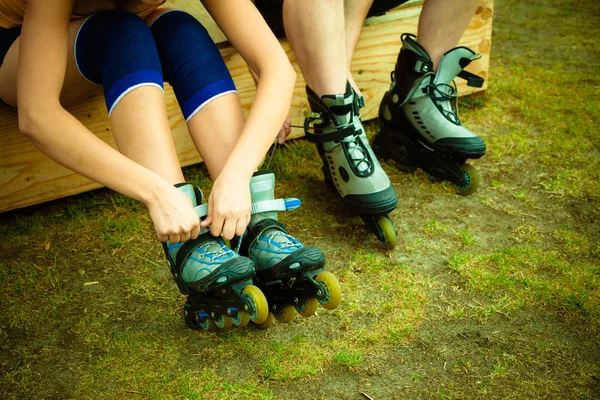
[
  {"left": 277, "top": 128, "right": 286, "bottom": 145},
  {"left": 156, "top": 213, "right": 201, "bottom": 244},
  {"left": 236, "top": 217, "right": 248, "bottom": 237},
  {"left": 168, "top": 233, "right": 182, "bottom": 244},
  {"left": 206, "top": 211, "right": 250, "bottom": 240},
  {"left": 277, "top": 116, "right": 292, "bottom": 144},
  {"left": 190, "top": 223, "right": 201, "bottom": 240}
]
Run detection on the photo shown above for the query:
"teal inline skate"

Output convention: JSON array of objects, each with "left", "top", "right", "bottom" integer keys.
[
  {"left": 233, "top": 172, "right": 342, "bottom": 329},
  {"left": 164, "top": 183, "right": 269, "bottom": 331}
]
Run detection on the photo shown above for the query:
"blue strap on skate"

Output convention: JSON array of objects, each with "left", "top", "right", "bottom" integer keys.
[{"left": 193, "top": 198, "right": 301, "bottom": 219}]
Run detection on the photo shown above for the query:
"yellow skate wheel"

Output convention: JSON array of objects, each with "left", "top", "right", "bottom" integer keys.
[
  {"left": 214, "top": 315, "right": 233, "bottom": 331},
  {"left": 254, "top": 312, "right": 275, "bottom": 330},
  {"left": 377, "top": 216, "right": 397, "bottom": 250},
  {"left": 296, "top": 298, "right": 319, "bottom": 317},
  {"left": 315, "top": 271, "right": 342, "bottom": 310},
  {"left": 454, "top": 164, "right": 480, "bottom": 196},
  {"left": 231, "top": 311, "right": 250, "bottom": 328},
  {"left": 242, "top": 285, "right": 269, "bottom": 325},
  {"left": 274, "top": 305, "right": 296, "bottom": 323}
]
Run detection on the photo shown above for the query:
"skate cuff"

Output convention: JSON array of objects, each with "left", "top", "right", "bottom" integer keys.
[{"left": 194, "top": 204, "right": 210, "bottom": 219}]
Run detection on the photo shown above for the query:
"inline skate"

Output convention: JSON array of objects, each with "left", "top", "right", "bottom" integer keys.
[
  {"left": 164, "top": 183, "right": 269, "bottom": 331},
  {"left": 233, "top": 172, "right": 342, "bottom": 329},
  {"left": 372, "top": 33, "right": 486, "bottom": 196},
  {"left": 304, "top": 82, "right": 398, "bottom": 249}
]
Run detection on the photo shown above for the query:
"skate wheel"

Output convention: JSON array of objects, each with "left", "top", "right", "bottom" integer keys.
[
  {"left": 254, "top": 312, "right": 275, "bottom": 330},
  {"left": 199, "top": 317, "right": 217, "bottom": 332},
  {"left": 231, "top": 311, "right": 250, "bottom": 328},
  {"left": 274, "top": 305, "right": 296, "bottom": 323},
  {"left": 454, "top": 164, "right": 480, "bottom": 196},
  {"left": 214, "top": 315, "right": 233, "bottom": 330},
  {"left": 295, "top": 298, "right": 319, "bottom": 317},
  {"left": 377, "top": 215, "right": 397, "bottom": 250},
  {"left": 315, "top": 271, "right": 342, "bottom": 310},
  {"left": 242, "top": 285, "right": 269, "bottom": 325}
]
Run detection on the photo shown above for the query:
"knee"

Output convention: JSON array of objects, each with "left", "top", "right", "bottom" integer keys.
[
  {"left": 76, "top": 10, "right": 163, "bottom": 115},
  {"left": 147, "top": 10, "right": 235, "bottom": 121},
  {"left": 144, "top": 7, "right": 181, "bottom": 26}
]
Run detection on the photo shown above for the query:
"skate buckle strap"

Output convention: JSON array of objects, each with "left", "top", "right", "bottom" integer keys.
[
  {"left": 193, "top": 199, "right": 300, "bottom": 220},
  {"left": 457, "top": 70, "right": 484, "bottom": 88},
  {"left": 413, "top": 59, "right": 432, "bottom": 74},
  {"left": 304, "top": 110, "right": 323, "bottom": 125},
  {"left": 251, "top": 198, "right": 301, "bottom": 214},
  {"left": 355, "top": 95, "right": 365, "bottom": 110},
  {"left": 249, "top": 218, "right": 289, "bottom": 242},
  {"left": 194, "top": 204, "right": 210, "bottom": 219},
  {"left": 303, "top": 110, "right": 357, "bottom": 143}
]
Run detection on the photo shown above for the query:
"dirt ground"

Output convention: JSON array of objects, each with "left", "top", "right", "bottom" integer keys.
[{"left": 1, "top": 0, "right": 599, "bottom": 399}]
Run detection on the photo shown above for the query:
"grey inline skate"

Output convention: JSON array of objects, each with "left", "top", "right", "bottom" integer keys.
[
  {"left": 163, "top": 183, "right": 269, "bottom": 331},
  {"left": 304, "top": 83, "right": 399, "bottom": 249},
  {"left": 232, "top": 172, "right": 342, "bottom": 329},
  {"left": 372, "top": 33, "right": 486, "bottom": 195}
]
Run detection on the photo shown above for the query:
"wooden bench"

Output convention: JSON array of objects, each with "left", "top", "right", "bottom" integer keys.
[{"left": 0, "top": 0, "right": 493, "bottom": 212}]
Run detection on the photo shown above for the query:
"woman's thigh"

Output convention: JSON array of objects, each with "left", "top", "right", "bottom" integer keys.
[{"left": 0, "top": 18, "right": 100, "bottom": 107}]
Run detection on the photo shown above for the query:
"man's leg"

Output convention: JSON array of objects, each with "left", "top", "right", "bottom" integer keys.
[
  {"left": 371, "top": 0, "right": 486, "bottom": 196},
  {"left": 282, "top": 0, "right": 399, "bottom": 249},
  {"left": 343, "top": 0, "right": 374, "bottom": 95},
  {"left": 418, "top": 0, "right": 480, "bottom": 70},
  {"left": 282, "top": 0, "right": 347, "bottom": 97}
]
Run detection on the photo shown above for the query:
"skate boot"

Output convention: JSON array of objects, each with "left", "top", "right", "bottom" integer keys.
[
  {"left": 304, "top": 82, "right": 399, "bottom": 249},
  {"left": 372, "top": 33, "right": 486, "bottom": 196},
  {"left": 233, "top": 172, "right": 342, "bottom": 329},
  {"left": 164, "top": 183, "right": 269, "bottom": 331}
]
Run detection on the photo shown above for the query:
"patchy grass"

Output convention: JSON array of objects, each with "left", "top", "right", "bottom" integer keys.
[{"left": 1, "top": 0, "right": 600, "bottom": 399}]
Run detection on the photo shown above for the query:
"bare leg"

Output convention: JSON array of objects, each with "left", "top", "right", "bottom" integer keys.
[
  {"left": 186, "top": 93, "right": 246, "bottom": 180},
  {"left": 344, "top": 0, "right": 374, "bottom": 96},
  {"left": 0, "top": 18, "right": 98, "bottom": 106},
  {"left": 0, "top": 18, "right": 186, "bottom": 185},
  {"left": 282, "top": 0, "right": 346, "bottom": 97},
  {"left": 110, "top": 87, "right": 185, "bottom": 184},
  {"left": 417, "top": 0, "right": 480, "bottom": 70}
]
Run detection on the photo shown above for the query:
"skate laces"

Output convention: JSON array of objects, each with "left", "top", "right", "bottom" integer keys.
[
  {"left": 201, "top": 238, "right": 235, "bottom": 262},
  {"left": 184, "top": 237, "right": 236, "bottom": 265},
  {"left": 255, "top": 228, "right": 303, "bottom": 254},
  {"left": 343, "top": 133, "right": 372, "bottom": 174},
  {"left": 425, "top": 81, "right": 461, "bottom": 125}
]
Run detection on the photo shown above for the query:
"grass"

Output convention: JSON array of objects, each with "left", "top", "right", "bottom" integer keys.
[{"left": 1, "top": 0, "right": 600, "bottom": 399}]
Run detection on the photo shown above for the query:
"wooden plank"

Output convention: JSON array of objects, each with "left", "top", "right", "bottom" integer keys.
[{"left": 0, "top": 0, "right": 493, "bottom": 212}]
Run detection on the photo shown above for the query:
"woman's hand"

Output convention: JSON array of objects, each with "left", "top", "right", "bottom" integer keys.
[
  {"left": 201, "top": 172, "right": 251, "bottom": 240},
  {"left": 147, "top": 184, "right": 201, "bottom": 243},
  {"left": 277, "top": 115, "right": 292, "bottom": 144}
]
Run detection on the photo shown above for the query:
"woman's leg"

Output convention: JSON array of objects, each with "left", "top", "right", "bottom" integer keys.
[
  {"left": 74, "top": 10, "right": 185, "bottom": 184},
  {"left": 146, "top": 8, "right": 244, "bottom": 180},
  {"left": 0, "top": 20, "right": 98, "bottom": 107}
]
